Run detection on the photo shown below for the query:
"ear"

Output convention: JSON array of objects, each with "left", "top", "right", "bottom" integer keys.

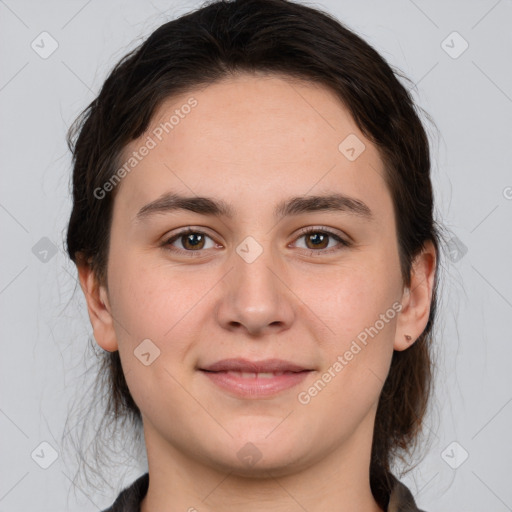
[
  {"left": 76, "top": 260, "right": 118, "bottom": 352},
  {"left": 394, "top": 240, "right": 437, "bottom": 351}
]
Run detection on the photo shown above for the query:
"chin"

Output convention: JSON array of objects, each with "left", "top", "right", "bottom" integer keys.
[{"left": 203, "top": 430, "right": 311, "bottom": 478}]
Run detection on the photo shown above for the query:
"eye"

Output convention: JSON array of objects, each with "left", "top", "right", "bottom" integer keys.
[
  {"left": 162, "top": 226, "right": 350, "bottom": 257},
  {"left": 163, "top": 228, "right": 219, "bottom": 255},
  {"left": 292, "top": 227, "right": 350, "bottom": 254}
]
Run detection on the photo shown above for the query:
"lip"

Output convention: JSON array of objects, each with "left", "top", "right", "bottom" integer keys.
[
  {"left": 200, "top": 369, "right": 312, "bottom": 398},
  {"left": 199, "top": 358, "right": 314, "bottom": 399},
  {"left": 200, "top": 358, "right": 310, "bottom": 373}
]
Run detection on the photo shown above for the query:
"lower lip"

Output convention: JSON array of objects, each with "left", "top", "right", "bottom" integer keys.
[{"left": 200, "top": 370, "right": 312, "bottom": 398}]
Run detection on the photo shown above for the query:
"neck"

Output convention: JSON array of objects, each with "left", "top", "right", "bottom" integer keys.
[{"left": 140, "top": 412, "right": 384, "bottom": 512}]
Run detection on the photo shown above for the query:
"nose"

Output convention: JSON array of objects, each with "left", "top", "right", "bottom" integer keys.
[{"left": 215, "top": 242, "right": 295, "bottom": 336}]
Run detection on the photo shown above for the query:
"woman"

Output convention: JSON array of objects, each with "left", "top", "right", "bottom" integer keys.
[{"left": 66, "top": 0, "right": 441, "bottom": 510}]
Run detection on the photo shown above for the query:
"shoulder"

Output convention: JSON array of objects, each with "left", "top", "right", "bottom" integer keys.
[{"left": 101, "top": 473, "right": 149, "bottom": 512}]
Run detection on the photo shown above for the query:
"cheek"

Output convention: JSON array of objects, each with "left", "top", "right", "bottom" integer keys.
[
  {"left": 106, "top": 256, "right": 207, "bottom": 412},
  {"left": 322, "top": 262, "right": 398, "bottom": 336},
  {"left": 310, "top": 260, "right": 399, "bottom": 388},
  {"left": 304, "top": 276, "right": 396, "bottom": 421},
  {"left": 107, "top": 252, "right": 208, "bottom": 342}
]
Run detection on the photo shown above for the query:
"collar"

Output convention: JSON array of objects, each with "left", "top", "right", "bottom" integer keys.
[{"left": 103, "top": 472, "right": 425, "bottom": 511}]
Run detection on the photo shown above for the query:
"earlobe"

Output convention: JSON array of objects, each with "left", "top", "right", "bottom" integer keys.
[
  {"left": 394, "top": 241, "right": 436, "bottom": 351},
  {"left": 76, "top": 262, "right": 119, "bottom": 352}
]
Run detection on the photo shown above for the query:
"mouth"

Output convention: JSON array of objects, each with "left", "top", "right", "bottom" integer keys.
[
  {"left": 201, "top": 370, "right": 306, "bottom": 378},
  {"left": 199, "top": 357, "right": 312, "bottom": 374},
  {"left": 198, "top": 359, "right": 314, "bottom": 398}
]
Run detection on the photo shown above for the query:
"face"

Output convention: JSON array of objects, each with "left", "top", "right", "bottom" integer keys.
[{"left": 84, "top": 73, "right": 427, "bottom": 477}]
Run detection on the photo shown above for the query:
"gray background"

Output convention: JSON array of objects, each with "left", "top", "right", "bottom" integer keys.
[{"left": 1, "top": 0, "right": 511, "bottom": 510}]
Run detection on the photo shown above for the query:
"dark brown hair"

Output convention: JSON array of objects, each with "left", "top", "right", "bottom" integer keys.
[{"left": 66, "top": 0, "right": 442, "bottom": 505}]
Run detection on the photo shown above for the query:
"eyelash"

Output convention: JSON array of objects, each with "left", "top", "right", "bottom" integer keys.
[{"left": 162, "top": 226, "right": 351, "bottom": 257}]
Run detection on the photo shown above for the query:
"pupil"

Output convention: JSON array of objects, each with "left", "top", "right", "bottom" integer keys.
[
  {"left": 311, "top": 233, "right": 323, "bottom": 245},
  {"left": 308, "top": 233, "right": 327, "bottom": 248},
  {"left": 186, "top": 233, "right": 203, "bottom": 248}
]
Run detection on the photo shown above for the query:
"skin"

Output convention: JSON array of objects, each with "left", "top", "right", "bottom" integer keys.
[{"left": 78, "top": 72, "right": 436, "bottom": 512}]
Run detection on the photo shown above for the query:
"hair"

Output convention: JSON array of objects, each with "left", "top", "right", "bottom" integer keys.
[{"left": 66, "top": 0, "right": 442, "bottom": 506}]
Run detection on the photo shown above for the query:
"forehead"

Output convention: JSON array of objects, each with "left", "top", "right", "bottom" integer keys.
[{"left": 115, "top": 72, "right": 390, "bottom": 221}]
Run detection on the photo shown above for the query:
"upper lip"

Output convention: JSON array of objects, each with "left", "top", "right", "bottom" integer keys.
[{"left": 200, "top": 358, "right": 311, "bottom": 373}]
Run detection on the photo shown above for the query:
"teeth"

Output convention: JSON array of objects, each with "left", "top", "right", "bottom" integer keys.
[{"left": 226, "top": 371, "right": 286, "bottom": 378}]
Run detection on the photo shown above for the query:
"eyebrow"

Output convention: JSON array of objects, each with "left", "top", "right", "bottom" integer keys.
[{"left": 135, "top": 192, "right": 373, "bottom": 222}]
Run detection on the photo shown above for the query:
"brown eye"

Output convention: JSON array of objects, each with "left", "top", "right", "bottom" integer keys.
[
  {"left": 304, "top": 232, "right": 330, "bottom": 250},
  {"left": 294, "top": 228, "right": 350, "bottom": 254},
  {"left": 163, "top": 228, "right": 217, "bottom": 254},
  {"left": 180, "top": 232, "right": 206, "bottom": 250}
]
